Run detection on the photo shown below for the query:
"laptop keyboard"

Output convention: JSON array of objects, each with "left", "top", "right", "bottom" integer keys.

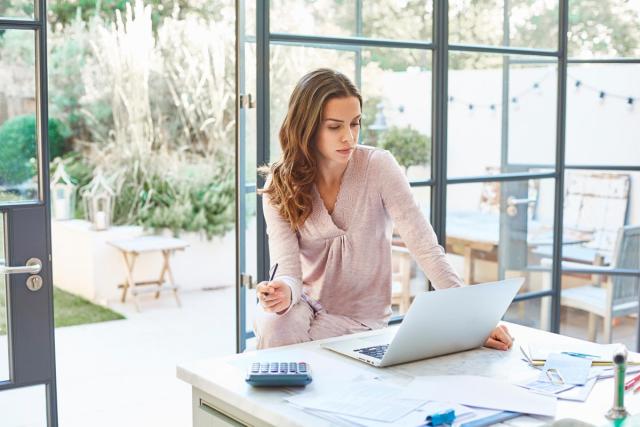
[{"left": 354, "top": 344, "right": 389, "bottom": 359}]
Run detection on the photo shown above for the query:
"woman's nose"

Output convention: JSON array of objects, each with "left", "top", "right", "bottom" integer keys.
[{"left": 343, "top": 128, "right": 356, "bottom": 143}]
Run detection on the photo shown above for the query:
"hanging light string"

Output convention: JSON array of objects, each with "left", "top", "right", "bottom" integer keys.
[
  {"left": 448, "top": 67, "right": 637, "bottom": 110},
  {"left": 568, "top": 74, "right": 636, "bottom": 106},
  {"left": 448, "top": 68, "right": 555, "bottom": 111}
]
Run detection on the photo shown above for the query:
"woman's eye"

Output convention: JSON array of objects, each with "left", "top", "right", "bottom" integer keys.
[
  {"left": 351, "top": 123, "right": 360, "bottom": 127},
  {"left": 328, "top": 126, "right": 340, "bottom": 130}
]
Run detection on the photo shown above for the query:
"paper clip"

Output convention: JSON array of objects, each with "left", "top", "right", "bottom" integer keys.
[
  {"left": 545, "top": 368, "right": 565, "bottom": 385},
  {"left": 520, "top": 345, "right": 542, "bottom": 370}
]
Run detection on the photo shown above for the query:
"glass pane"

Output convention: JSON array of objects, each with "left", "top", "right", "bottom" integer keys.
[
  {"left": 0, "top": 214, "right": 7, "bottom": 381},
  {"left": 361, "top": 49, "right": 432, "bottom": 181},
  {"left": 271, "top": 0, "right": 354, "bottom": 37},
  {"left": 565, "top": 64, "right": 640, "bottom": 167},
  {"left": 504, "top": 296, "right": 552, "bottom": 331},
  {"left": 362, "top": 0, "right": 432, "bottom": 41},
  {"left": 269, "top": 44, "right": 357, "bottom": 161},
  {"left": 0, "top": 0, "right": 34, "bottom": 19},
  {"left": 242, "top": 33, "right": 258, "bottom": 337},
  {"left": 0, "top": 384, "right": 47, "bottom": 427},
  {"left": 244, "top": 0, "right": 256, "bottom": 37},
  {"left": 560, "top": 273, "right": 640, "bottom": 348},
  {"left": 446, "top": 179, "right": 555, "bottom": 288},
  {"left": 0, "top": 29, "right": 39, "bottom": 202},
  {"left": 568, "top": 0, "right": 640, "bottom": 59},
  {"left": 448, "top": 53, "right": 557, "bottom": 178},
  {"left": 449, "top": 0, "right": 559, "bottom": 49},
  {"left": 244, "top": 43, "right": 257, "bottom": 179},
  {"left": 561, "top": 170, "right": 639, "bottom": 265},
  {"left": 391, "top": 186, "right": 431, "bottom": 315},
  {"left": 269, "top": 44, "right": 432, "bottom": 180},
  {"left": 271, "top": 0, "right": 433, "bottom": 41},
  {"left": 244, "top": 191, "right": 258, "bottom": 336}
]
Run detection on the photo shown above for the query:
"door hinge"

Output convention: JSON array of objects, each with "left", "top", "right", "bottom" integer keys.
[
  {"left": 240, "top": 273, "right": 256, "bottom": 289},
  {"left": 239, "top": 93, "right": 255, "bottom": 109}
]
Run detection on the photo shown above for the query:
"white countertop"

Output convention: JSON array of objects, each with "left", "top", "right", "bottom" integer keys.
[{"left": 177, "top": 322, "right": 640, "bottom": 427}]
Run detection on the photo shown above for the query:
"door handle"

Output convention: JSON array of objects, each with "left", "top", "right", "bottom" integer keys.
[{"left": 0, "top": 257, "right": 42, "bottom": 275}]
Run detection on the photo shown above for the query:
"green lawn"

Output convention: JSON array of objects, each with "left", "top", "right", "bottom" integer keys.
[{"left": 0, "top": 282, "right": 124, "bottom": 335}]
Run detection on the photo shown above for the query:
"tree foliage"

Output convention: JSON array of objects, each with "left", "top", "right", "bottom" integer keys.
[{"left": 379, "top": 126, "right": 431, "bottom": 173}]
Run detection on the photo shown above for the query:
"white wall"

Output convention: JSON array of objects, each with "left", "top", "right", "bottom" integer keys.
[{"left": 378, "top": 65, "right": 640, "bottom": 224}]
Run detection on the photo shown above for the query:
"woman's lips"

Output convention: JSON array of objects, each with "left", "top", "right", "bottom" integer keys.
[{"left": 336, "top": 148, "right": 353, "bottom": 155}]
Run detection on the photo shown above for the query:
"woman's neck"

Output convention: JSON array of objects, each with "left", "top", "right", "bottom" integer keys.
[{"left": 316, "top": 159, "right": 348, "bottom": 188}]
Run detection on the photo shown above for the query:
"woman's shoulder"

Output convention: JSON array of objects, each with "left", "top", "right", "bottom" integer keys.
[
  {"left": 354, "top": 144, "right": 393, "bottom": 163},
  {"left": 354, "top": 144, "right": 397, "bottom": 169}
]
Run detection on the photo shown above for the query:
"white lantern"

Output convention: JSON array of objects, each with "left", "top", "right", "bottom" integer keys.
[
  {"left": 81, "top": 172, "right": 115, "bottom": 231},
  {"left": 50, "top": 161, "right": 77, "bottom": 221}
]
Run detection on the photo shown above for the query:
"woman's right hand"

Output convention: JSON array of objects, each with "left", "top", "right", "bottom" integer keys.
[{"left": 256, "top": 280, "right": 292, "bottom": 314}]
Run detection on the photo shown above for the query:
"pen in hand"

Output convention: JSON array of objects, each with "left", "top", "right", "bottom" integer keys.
[{"left": 261, "top": 263, "right": 279, "bottom": 297}]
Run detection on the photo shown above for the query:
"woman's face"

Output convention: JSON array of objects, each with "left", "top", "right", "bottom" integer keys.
[{"left": 314, "top": 96, "right": 361, "bottom": 167}]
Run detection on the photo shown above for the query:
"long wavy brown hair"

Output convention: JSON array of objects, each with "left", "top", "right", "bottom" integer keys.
[{"left": 259, "top": 68, "right": 362, "bottom": 231}]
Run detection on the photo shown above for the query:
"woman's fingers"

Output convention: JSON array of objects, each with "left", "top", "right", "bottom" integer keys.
[
  {"left": 485, "top": 325, "right": 513, "bottom": 350},
  {"left": 264, "top": 296, "right": 283, "bottom": 309},
  {"left": 255, "top": 281, "right": 269, "bottom": 294},
  {"left": 485, "top": 337, "right": 509, "bottom": 351},
  {"left": 258, "top": 280, "right": 291, "bottom": 312}
]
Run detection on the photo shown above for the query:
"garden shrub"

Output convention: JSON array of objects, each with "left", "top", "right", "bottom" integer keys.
[{"left": 0, "top": 115, "right": 70, "bottom": 185}]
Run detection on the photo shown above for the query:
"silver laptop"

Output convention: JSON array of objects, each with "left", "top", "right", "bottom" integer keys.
[{"left": 322, "top": 278, "right": 524, "bottom": 367}]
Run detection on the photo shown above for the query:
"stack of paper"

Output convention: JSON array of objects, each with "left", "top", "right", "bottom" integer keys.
[
  {"left": 528, "top": 343, "right": 640, "bottom": 364},
  {"left": 397, "top": 375, "right": 557, "bottom": 417},
  {"left": 517, "top": 349, "right": 639, "bottom": 402},
  {"left": 295, "top": 401, "right": 479, "bottom": 427},
  {"left": 285, "top": 379, "right": 424, "bottom": 423}
]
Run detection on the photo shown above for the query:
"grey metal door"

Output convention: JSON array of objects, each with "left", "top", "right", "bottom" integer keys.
[{"left": 0, "top": 0, "right": 58, "bottom": 425}]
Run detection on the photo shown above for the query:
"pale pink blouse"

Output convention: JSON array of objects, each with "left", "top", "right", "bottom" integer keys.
[{"left": 262, "top": 145, "right": 463, "bottom": 329}]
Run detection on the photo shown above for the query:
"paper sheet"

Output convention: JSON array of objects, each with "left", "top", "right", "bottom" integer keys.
[
  {"left": 398, "top": 375, "right": 557, "bottom": 417},
  {"left": 529, "top": 343, "right": 640, "bottom": 363},
  {"left": 594, "top": 364, "right": 640, "bottom": 379},
  {"left": 303, "top": 401, "right": 477, "bottom": 427},
  {"left": 516, "top": 378, "right": 575, "bottom": 395},
  {"left": 556, "top": 377, "right": 597, "bottom": 402},
  {"left": 285, "top": 379, "right": 424, "bottom": 422},
  {"left": 541, "top": 353, "right": 592, "bottom": 385}
]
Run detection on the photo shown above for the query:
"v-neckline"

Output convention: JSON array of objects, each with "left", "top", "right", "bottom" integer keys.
[{"left": 312, "top": 152, "right": 356, "bottom": 233}]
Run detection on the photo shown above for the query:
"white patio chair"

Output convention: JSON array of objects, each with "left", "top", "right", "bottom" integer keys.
[{"left": 560, "top": 225, "right": 640, "bottom": 343}]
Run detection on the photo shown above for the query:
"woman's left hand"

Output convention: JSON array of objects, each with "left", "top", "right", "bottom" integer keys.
[{"left": 484, "top": 324, "right": 513, "bottom": 351}]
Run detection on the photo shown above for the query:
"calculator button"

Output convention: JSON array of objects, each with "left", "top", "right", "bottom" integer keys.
[
  {"left": 280, "top": 363, "right": 288, "bottom": 373},
  {"left": 260, "top": 364, "right": 269, "bottom": 373},
  {"left": 298, "top": 363, "right": 307, "bottom": 372},
  {"left": 270, "top": 363, "right": 278, "bottom": 373}
]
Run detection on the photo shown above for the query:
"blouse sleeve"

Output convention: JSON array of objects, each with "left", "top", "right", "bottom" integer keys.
[
  {"left": 261, "top": 188, "right": 303, "bottom": 309},
  {"left": 373, "top": 149, "right": 463, "bottom": 289}
]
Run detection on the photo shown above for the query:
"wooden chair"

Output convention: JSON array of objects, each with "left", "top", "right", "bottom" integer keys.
[
  {"left": 391, "top": 245, "right": 412, "bottom": 314},
  {"left": 560, "top": 225, "right": 640, "bottom": 342}
]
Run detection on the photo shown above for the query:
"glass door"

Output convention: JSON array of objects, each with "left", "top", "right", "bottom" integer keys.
[
  {"left": 236, "top": 0, "right": 259, "bottom": 352},
  {"left": 0, "top": 0, "right": 58, "bottom": 425}
]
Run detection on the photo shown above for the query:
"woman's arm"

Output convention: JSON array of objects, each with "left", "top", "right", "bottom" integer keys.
[
  {"left": 261, "top": 191, "right": 303, "bottom": 312},
  {"left": 375, "top": 150, "right": 463, "bottom": 289}
]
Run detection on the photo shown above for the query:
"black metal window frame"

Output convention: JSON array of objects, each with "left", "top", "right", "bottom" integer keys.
[
  {"left": 237, "top": 0, "right": 640, "bottom": 350},
  {"left": 0, "top": 2, "right": 58, "bottom": 426}
]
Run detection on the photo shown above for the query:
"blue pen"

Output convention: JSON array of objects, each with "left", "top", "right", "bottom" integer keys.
[
  {"left": 562, "top": 351, "right": 599, "bottom": 359},
  {"left": 423, "top": 409, "right": 456, "bottom": 427}
]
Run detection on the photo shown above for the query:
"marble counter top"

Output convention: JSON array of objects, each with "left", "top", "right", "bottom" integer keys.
[{"left": 178, "top": 323, "right": 640, "bottom": 426}]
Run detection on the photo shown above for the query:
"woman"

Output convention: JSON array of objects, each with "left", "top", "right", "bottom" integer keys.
[{"left": 254, "top": 68, "right": 512, "bottom": 351}]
